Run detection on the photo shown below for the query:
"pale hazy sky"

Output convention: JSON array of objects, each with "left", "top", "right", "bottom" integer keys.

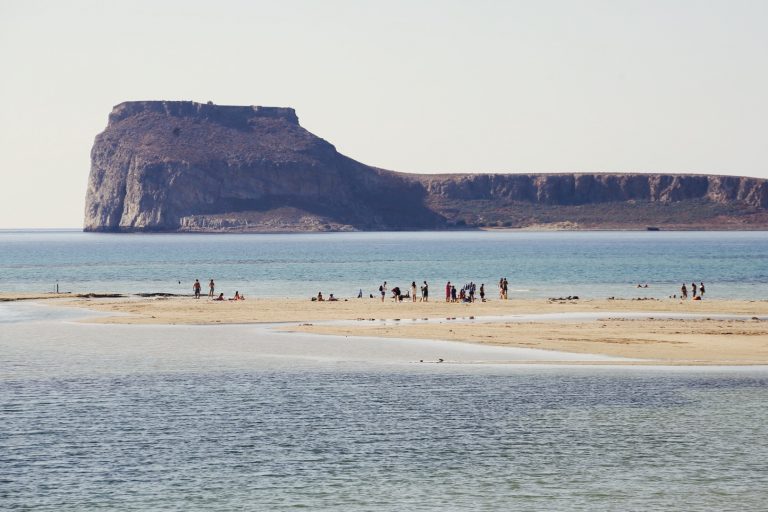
[{"left": 1, "top": 0, "right": 766, "bottom": 228}]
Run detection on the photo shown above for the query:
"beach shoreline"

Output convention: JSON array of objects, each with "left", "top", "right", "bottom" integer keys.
[{"left": 3, "top": 292, "right": 767, "bottom": 366}]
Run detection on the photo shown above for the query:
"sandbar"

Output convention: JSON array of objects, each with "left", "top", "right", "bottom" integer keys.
[{"left": 3, "top": 292, "right": 767, "bottom": 365}]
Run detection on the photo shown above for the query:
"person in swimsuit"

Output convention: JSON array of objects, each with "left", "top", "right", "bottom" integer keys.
[
  {"left": 208, "top": 279, "right": 215, "bottom": 298},
  {"left": 422, "top": 281, "right": 429, "bottom": 302},
  {"left": 193, "top": 279, "right": 201, "bottom": 299},
  {"left": 681, "top": 283, "right": 688, "bottom": 299}
]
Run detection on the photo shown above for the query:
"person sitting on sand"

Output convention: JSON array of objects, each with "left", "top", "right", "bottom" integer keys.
[
  {"left": 328, "top": 293, "right": 338, "bottom": 301},
  {"left": 317, "top": 291, "right": 324, "bottom": 301},
  {"left": 213, "top": 293, "right": 225, "bottom": 301},
  {"left": 229, "top": 291, "right": 241, "bottom": 301}
]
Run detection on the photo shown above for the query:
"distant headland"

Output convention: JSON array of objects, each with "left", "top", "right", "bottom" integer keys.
[{"left": 84, "top": 101, "right": 768, "bottom": 232}]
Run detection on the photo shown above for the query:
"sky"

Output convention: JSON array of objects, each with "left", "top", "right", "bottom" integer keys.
[{"left": 1, "top": 0, "right": 767, "bottom": 228}]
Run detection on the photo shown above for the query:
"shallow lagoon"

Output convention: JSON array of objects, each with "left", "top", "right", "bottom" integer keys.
[{"left": 1, "top": 305, "right": 767, "bottom": 510}]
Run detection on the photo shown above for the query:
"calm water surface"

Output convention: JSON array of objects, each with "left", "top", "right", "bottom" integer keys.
[
  {"left": 2, "top": 364, "right": 767, "bottom": 510},
  {"left": 1, "top": 230, "right": 767, "bottom": 299},
  {"left": 2, "top": 230, "right": 768, "bottom": 510},
  {"left": 1, "top": 310, "right": 767, "bottom": 511}
]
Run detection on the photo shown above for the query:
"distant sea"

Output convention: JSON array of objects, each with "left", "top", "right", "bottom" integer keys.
[{"left": 1, "top": 230, "right": 767, "bottom": 299}]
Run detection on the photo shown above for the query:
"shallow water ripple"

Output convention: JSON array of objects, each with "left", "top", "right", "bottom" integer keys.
[{"left": 2, "top": 370, "right": 767, "bottom": 510}]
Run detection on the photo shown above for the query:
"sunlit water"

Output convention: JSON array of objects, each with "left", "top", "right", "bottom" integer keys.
[
  {"left": 2, "top": 230, "right": 768, "bottom": 509},
  {"left": 1, "top": 305, "right": 767, "bottom": 510},
  {"left": 1, "top": 230, "right": 767, "bottom": 299}
]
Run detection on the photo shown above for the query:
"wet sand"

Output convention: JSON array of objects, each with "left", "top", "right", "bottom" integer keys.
[{"left": 3, "top": 293, "right": 767, "bottom": 365}]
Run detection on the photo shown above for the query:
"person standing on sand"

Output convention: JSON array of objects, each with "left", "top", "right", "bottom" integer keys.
[
  {"left": 446, "top": 281, "right": 451, "bottom": 302},
  {"left": 379, "top": 281, "right": 387, "bottom": 302},
  {"left": 700, "top": 282, "right": 705, "bottom": 298},
  {"left": 451, "top": 285, "right": 457, "bottom": 302},
  {"left": 681, "top": 283, "right": 688, "bottom": 299},
  {"left": 193, "top": 279, "right": 201, "bottom": 299},
  {"left": 411, "top": 281, "right": 417, "bottom": 302},
  {"left": 691, "top": 282, "right": 698, "bottom": 299},
  {"left": 208, "top": 279, "right": 215, "bottom": 298},
  {"left": 421, "top": 281, "right": 429, "bottom": 302},
  {"left": 503, "top": 277, "right": 509, "bottom": 300},
  {"left": 499, "top": 278, "right": 504, "bottom": 299},
  {"left": 480, "top": 283, "right": 485, "bottom": 302}
]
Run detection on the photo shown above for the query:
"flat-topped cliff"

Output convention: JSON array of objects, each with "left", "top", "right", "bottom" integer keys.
[{"left": 84, "top": 101, "right": 768, "bottom": 232}]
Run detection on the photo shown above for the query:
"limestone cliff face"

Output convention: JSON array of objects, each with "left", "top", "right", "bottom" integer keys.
[
  {"left": 85, "top": 101, "right": 443, "bottom": 231},
  {"left": 85, "top": 101, "right": 768, "bottom": 232},
  {"left": 416, "top": 173, "right": 768, "bottom": 208}
]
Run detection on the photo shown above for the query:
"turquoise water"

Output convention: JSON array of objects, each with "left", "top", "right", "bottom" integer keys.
[{"left": 1, "top": 230, "right": 767, "bottom": 299}]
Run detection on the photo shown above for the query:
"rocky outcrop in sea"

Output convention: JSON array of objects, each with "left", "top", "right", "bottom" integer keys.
[{"left": 84, "top": 101, "right": 768, "bottom": 232}]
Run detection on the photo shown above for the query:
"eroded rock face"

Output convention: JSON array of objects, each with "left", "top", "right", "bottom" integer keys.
[
  {"left": 84, "top": 101, "right": 768, "bottom": 232},
  {"left": 84, "top": 101, "right": 443, "bottom": 232}
]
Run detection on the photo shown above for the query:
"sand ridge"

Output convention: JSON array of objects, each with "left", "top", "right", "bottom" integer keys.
[{"left": 4, "top": 293, "right": 768, "bottom": 365}]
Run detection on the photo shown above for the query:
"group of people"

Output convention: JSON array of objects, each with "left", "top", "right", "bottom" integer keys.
[
  {"left": 378, "top": 281, "right": 431, "bottom": 302},
  {"left": 444, "top": 281, "right": 486, "bottom": 303},
  {"left": 680, "top": 281, "right": 706, "bottom": 300},
  {"left": 192, "top": 279, "right": 245, "bottom": 301},
  {"left": 498, "top": 277, "right": 509, "bottom": 299},
  {"left": 374, "top": 279, "right": 502, "bottom": 303}
]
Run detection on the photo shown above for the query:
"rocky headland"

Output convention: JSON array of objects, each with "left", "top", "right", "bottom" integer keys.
[{"left": 84, "top": 101, "right": 768, "bottom": 232}]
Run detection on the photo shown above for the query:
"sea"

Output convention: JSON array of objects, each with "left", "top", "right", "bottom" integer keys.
[
  {"left": 1, "top": 230, "right": 767, "bottom": 299},
  {"left": 2, "top": 230, "right": 768, "bottom": 510}
]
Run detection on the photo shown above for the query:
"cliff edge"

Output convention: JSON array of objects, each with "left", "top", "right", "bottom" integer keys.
[{"left": 85, "top": 101, "right": 768, "bottom": 232}]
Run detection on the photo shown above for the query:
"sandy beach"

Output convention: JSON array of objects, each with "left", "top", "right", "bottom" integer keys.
[{"left": 3, "top": 293, "right": 767, "bottom": 365}]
